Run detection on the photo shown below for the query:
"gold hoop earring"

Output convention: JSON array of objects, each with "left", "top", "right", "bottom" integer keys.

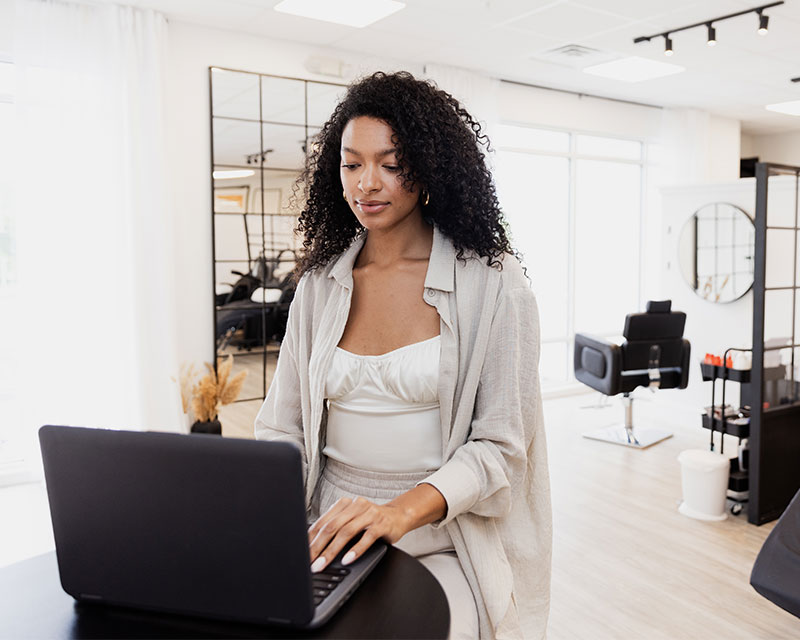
[
  {"left": 422, "top": 191, "right": 430, "bottom": 206},
  {"left": 343, "top": 190, "right": 347, "bottom": 202}
]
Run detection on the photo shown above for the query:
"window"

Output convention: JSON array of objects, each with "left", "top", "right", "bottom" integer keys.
[
  {"left": 495, "top": 126, "right": 646, "bottom": 389},
  {"left": 494, "top": 149, "right": 570, "bottom": 383}
]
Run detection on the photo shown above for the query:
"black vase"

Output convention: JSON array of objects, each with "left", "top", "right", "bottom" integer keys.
[{"left": 191, "top": 419, "right": 222, "bottom": 435}]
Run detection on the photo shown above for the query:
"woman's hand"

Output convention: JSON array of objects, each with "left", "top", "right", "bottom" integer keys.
[
  {"left": 307, "top": 483, "right": 447, "bottom": 573},
  {"left": 307, "top": 497, "right": 410, "bottom": 572}
]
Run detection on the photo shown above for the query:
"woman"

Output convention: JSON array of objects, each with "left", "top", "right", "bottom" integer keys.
[{"left": 255, "top": 71, "right": 551, "bottom": 639}]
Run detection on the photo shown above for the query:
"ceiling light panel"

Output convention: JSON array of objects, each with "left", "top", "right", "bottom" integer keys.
[
  {"left": 273, "top": 0, "right": 405, "bottom": 28},
  {"left": 765, "top": 100, "right": 800, "bottom": 115},
  {"left": 582, "top": 56, "right": 685, "bottom": 82}
]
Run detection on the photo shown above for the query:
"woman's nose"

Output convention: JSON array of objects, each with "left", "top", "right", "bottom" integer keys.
[{"left": 358, "top": 165, "right": 381, "bottom": 193}]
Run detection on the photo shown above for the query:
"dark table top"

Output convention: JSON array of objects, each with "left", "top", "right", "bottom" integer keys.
[{"left": 0, "top": 549, "right": 449, "bottom": 639}]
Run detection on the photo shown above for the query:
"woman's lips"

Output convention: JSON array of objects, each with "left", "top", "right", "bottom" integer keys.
[{"left": 356, "top": 201, "right": 389, "bottom": 214}]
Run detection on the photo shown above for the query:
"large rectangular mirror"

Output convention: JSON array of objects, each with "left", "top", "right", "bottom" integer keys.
[{"left": 210, "top": 68, "right": 345, "bottom": 437}]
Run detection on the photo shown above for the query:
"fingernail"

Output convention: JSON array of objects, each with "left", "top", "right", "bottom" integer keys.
[
  {"left": 310, "top": 556, "right": 326, "bottom": 574},
  {"left": 341, "top": 551, "right": 356, "bottom": 566}
]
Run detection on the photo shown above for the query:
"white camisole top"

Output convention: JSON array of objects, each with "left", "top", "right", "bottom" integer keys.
[{"left": 323, "top": 335, "right": 442, "bottom": 473}]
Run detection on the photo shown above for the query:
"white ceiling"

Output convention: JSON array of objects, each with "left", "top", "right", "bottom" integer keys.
[{"left": 97, "top": 0, "right": 800, "bottom": 134}]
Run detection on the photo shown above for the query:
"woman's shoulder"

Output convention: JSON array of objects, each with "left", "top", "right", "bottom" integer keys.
[
  {"left": 456, "top": 249, "right": 530, "bottom": 294},
  {"left": 292, "top": 264, "right": 334, "bottom": 304},
  {"left": 290, "top": 248, "right": 354, "bottom": 313}
]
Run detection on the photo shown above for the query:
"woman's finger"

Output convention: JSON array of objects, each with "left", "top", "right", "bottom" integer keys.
[
  {"left": 339, "top": 526, "right": 382, "bottom": 567},
  {"left": 310, "top": 499, "right": 378, "bottom": 572},
  {"left": 309, "top": 497, "right": 371, "bottom": 565},
  {"left": 308, "top": 497, "right": 352, "bottom": 544}
]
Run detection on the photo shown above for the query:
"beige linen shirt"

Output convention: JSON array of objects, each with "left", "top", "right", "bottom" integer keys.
[{"left": 254, "top": 225, "right": 552, "bottom": 639}]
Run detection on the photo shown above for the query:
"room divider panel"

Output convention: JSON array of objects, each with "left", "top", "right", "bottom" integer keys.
[{"left": 750, "top": 162, "right": 800, "bottom": 524}]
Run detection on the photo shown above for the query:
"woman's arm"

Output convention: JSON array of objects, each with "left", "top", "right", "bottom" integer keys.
[
  {"left": 419, "top": 282, "right": 541, "bottom": 526},
  {"left": 254, "top": 277, "right": 308, "bottom": 478}
]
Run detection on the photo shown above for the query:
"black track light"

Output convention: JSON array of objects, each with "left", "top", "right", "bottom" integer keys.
[
  {"left": 758, "top": 12, "right": 769, "bottom": 34},
  {"left": 634, "top": 2, "right": 782, "bottom": 50}
]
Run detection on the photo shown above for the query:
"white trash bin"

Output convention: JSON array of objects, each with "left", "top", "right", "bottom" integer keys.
[{"left": 677, "top": 449, "right": 730, "bottom": 521}]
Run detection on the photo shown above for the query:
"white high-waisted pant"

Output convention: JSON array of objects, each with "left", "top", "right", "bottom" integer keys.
[{"left": 312, "top": 458, "right": 479, "bottom": 640}]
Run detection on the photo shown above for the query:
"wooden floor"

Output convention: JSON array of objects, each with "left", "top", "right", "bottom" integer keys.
[
  {"left": 544, "top": 393, "right": 799, "bottom": 639},
  {"left": 217, "top": 360, "right": 800, "bottom": 638}
]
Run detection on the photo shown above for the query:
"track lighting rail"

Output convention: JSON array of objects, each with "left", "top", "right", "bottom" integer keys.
[{"left": 634, "top": 2, "right": 783, "bottom": 45}]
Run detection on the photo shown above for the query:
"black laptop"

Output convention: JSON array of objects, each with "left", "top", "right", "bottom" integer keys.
[{"left": 38, "top": 425, "right": 386, "bottom": 628}]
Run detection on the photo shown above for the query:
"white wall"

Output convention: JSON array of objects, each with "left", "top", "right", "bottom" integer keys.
[
  {"left": 661, "top": 109, "right": 741, "bottom": 185},
  {"left": 741, "top": 131, "right": 800, "bottom": 166},
  {"left": 708, "top": 116, "right": 742, "bottom": 182},
  {"left": 166, "top": 21, "right": 422, "bottom": 367}
]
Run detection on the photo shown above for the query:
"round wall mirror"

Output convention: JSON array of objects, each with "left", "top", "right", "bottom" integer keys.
[{"left": 677, "top": 202, "right": 755, "bottom": 303}]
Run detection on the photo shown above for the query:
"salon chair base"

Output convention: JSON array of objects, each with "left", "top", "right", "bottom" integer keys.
[{"left": 582, "top": 425, "right": 673, "bottom": 449}]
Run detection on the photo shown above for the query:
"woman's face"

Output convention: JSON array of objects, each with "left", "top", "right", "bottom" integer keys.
[{"left": 340, "top": 116, "right": 423, "bottom": 233}]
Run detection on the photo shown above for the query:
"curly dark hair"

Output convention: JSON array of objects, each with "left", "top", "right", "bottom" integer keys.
[{"left": 293, "top": 70, "right": 515, "bottom": 277}]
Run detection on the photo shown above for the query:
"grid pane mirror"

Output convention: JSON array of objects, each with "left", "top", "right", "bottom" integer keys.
[
  {"left": 210, "top": 67, "right": 345, "bottom": 435},
  {"left": 677, "top": 202, "right": 755, "bottom": 303}
]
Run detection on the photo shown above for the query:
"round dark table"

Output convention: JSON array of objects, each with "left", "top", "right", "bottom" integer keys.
[{"left": 0, "top": 548, "right": 449, "bottom": 639}]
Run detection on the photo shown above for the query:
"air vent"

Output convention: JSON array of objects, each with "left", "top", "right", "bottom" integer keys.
[{"left": 532, "top": 44, "right": 616, "bottom": 69}]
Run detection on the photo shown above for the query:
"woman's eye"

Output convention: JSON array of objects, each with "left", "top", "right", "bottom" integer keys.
[
  {"left": 341, "top": 164, "right": 358, "bottom": 170},
  {"left": 384, "top": 165, "right": 400, "bottom": 172}
]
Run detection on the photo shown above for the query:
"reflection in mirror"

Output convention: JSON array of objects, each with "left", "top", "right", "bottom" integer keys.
[
  {"left": 212, "top": 118, "right": 261, "bottom": 167},
  {"left": 212, "top": 119, "right": 307, "bottom": 169},
  {"left": 261, "top": 123, "right": 308, "bottom": 169},
  {"left": 260, "top": 76, "right": 305, "bottom": 125},
  {"left": 213, "top": 167, "right": 298, "bottom": 212},
  {"left": 213, "top": 351, "right": 266, "bottom": 421},
  {"left": 211, "top": 69, "right": 345, "bottom": 436},
  {"left": 307, "top": 82, "right": 345, "bottom": 126},
  {"left": 678, "top": 202, "right": 755, "bottom": 303},
  {"left": 210, "top": 68, "right": 259, "bottom": 120}
]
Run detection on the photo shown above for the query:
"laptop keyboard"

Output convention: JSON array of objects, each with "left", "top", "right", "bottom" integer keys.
[{"left": 312, "top": 566, "right": 350, "bottom": 607}]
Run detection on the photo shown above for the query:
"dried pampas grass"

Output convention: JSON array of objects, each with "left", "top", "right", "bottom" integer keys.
[
  {"left": 171, "top": 363, "right": 197, "bottom": 414},
  {"left": 174, "top": 355, "right": 248, "bottom": 423}
]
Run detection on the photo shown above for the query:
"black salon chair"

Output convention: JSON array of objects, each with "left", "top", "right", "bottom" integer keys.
[
  {"left": 751, "top": 487, "right": 800, "bottom": 619},
  {"left": 574, "top": 300, "right": 691, "bottom": 448}
]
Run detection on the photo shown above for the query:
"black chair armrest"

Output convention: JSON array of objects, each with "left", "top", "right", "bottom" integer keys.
[
  {"left": 574, "top": 333, "right": 622, "bottom": 396},
  {"left": 679, "top": 338, "right": 691, "bottom": 389}
]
